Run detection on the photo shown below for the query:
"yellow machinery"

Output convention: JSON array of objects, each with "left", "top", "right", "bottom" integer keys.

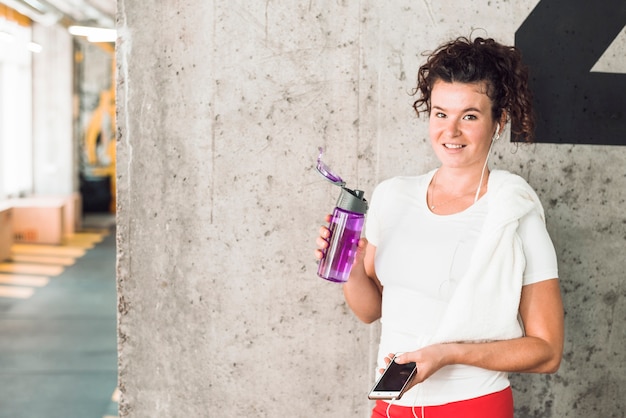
[{"left": 82, "top": 50, "right": 116, "bottom": 213}]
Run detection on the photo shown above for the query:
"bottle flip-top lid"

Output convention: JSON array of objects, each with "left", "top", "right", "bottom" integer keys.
[
  {"left": 316, "top": 147, "right": 345, "bottom": 187},
  {"left": 316, "top": 147, "right": 368, "bottom": 214}
]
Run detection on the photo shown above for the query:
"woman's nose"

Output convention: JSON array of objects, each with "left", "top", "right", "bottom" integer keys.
[{"left": 444, "top": 119, "right": 461, "bottom": 137}]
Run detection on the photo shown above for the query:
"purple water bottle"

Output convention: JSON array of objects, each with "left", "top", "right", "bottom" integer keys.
[{"left": 316, "top": 148, "right": 368, "bottom": 283}]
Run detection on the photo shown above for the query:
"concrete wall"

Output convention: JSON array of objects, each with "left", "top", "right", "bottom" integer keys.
[{"left": 116, "top": 1, "right": 626, "bottom": 417}]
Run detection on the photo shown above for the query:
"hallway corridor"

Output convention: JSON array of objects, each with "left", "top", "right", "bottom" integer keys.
[{"left": 0, "top": 217, "right": 118, "bottom": 418}]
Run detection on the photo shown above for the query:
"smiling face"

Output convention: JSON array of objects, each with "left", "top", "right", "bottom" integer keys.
[{"left": 429, "top": 80, "right": 502, "bottom": 171}]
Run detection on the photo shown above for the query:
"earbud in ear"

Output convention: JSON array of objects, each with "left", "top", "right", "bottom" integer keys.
[{"left": 492, "top": 126, "right": 502, "bottom": 141}]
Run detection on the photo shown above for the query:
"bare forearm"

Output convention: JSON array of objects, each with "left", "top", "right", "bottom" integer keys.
[
  {"left": 342, "top": 241, "right": 382, "bottom": 324},
  {"left": 445, "top": 336, "right": 562, "bottom": 374},
  {"left": 395, "top": 336, "right": 562, "bottom": 387},
  {"left": 343, "top": 263, "right": 381, "bottom": 323}
]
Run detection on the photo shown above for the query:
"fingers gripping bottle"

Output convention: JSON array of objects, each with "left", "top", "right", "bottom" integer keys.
[{"left": 316, "top": 148, "right": 368, "bottom": 283}]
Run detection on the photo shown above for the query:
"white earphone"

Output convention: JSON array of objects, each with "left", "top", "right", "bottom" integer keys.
[{"left": 493, "top": 126, "right": 501, "bottom": 141}]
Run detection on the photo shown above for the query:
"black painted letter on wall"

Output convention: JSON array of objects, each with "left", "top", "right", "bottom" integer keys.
[{"left": 515, "top": 0, "right": 626, "bottom": 145}]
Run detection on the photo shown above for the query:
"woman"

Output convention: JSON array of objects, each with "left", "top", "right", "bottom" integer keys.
[{"left": 315, "top": 37, "right": 564, "bottom": 418}]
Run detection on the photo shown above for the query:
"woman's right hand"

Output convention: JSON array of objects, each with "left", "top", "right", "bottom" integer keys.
[
  {"left": 315, "top": 214, "right": 369, "bottom": 267},
  {"left": 314, "top": 214, "right": 332, "bottom": 260},
  {"left": 316, "top": 215, "right": 382, "bottom": 323}
]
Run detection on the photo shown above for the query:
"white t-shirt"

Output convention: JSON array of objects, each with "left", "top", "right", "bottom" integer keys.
[{"left": 365, "top": 170, "right": 558, "bottom": 406}]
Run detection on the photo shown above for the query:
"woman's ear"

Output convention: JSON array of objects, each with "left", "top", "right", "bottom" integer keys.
[{"left": 497, "top": 111, "right": 508, "bottom": 136}]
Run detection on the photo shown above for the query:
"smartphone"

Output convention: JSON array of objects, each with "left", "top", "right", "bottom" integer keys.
[{"left": 368, "top": 355, "right": 417, "bottom": 400}]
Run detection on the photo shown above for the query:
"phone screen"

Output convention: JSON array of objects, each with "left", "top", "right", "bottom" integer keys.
[
  {"left": 369, "top": 358, "right": 417, "bottom": 399},
  {"left": 373, "top": 360, "right": 417, "bottom": 391}
]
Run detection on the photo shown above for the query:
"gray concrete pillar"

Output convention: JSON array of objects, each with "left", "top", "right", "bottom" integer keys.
[{"left": 117, "top": 1, "right": 626, "bottom": 417}]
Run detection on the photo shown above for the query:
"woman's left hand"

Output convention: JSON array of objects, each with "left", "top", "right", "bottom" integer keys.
[
  {"left": 383, "top": 345, "right": 452, "bottom": 390},
  {"left": 397, "top": 345, "right": 449, "bottom": 386}
]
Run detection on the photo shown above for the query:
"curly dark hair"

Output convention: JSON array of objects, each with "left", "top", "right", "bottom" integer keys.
[{"left": 412, "top": 36, "right": 535, "bottom": 142}]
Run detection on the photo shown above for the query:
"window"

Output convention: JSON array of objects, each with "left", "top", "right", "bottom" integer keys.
[{"left": 0, "top": 16, "right": 33, "bottom": 198}]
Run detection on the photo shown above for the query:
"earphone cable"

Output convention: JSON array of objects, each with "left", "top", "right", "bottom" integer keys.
[
  {"left": 411, "top": 384, "right": 424, "bottom": 418},
  {"left": 474, "top": 130, "right": 497, "bottom": 203},
  {"left": 386, "top": 397, "right": 396, "bottom": 418}
]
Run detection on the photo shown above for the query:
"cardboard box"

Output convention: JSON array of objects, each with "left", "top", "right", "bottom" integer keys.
[
  {"left": 9, "top": 197, "right": 65, "bottom": 245},
  {"left": 60, "top": 193, "right": 82, "bottom": 235},
  {"left": 0, "top": 205, "right": 12, "bottom": 261}
]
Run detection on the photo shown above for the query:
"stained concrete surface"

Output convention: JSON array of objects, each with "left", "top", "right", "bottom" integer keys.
[{"left": 116, "top": 1, "right": 626, "bottom": 417}]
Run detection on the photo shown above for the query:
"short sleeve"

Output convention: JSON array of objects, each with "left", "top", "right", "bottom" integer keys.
[
  {"left": 364, "top": 180, "right": 389, "bottom": 247},
  {"left": 518, "top": 210, "right": 559, "bottom": 285}
]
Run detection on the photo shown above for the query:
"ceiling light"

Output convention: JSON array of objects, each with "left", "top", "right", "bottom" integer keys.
[
  {"left": 68, "top": 25, "right": 116, "bottom": 43},
  {"left": 0, "top": 31, "right": 15, "bottom": 42},
  {"left": 27, "top": 41, "right": 42, "bottom": 53}
]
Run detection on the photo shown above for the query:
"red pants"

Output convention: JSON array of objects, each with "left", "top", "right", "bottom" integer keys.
[{"left": 371, "top": 387, "right": 513, "bottom": 418}]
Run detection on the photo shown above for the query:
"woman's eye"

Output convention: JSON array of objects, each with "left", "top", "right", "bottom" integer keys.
[
  {"left": 463, "top": 114, "right": 477, "bottom": 120},
  {"left": 435, "top": 112, "right": 446, "bottom": 118}
]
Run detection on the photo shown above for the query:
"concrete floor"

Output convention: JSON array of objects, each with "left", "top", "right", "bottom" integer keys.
[{"left": 0, "top": 216, "right": 118, "bottom": 418}]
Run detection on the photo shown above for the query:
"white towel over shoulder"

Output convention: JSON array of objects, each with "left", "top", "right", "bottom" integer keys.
[{"left": 431, "top": 170, "right": 545, "bottom": 344}]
